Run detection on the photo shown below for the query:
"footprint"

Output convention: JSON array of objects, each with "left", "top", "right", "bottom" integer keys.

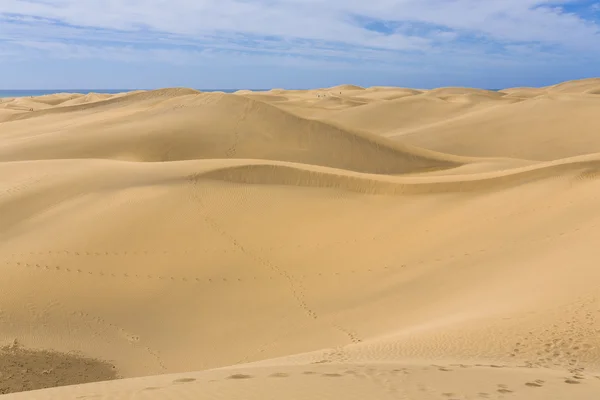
[
  {"left": 227, "top": 374, "right": 252, "bottom": 380},
  {"left": 497, "top": 384, "right": 512, "bottom": 394},
  {"left": 322, "top": 373, "right": 343, "bottom": 378},
  {"left": 525, "top": 381, "right": 543, "bottom": 387},
  {"left": 565, "top": 379, "right": 581, "bottom": 384},
  {"left": 127, "top": 335, "right": 140, "bottom": 343},
  {"left": 269, "top": 372, "right": 289, "bottom": 378},
  {"left": 173, "top": 377, "right": 196, "bottom": 384}
]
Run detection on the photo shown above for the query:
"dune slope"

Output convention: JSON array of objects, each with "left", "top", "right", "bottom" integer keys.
[
  {"left": 285, "top": 79, "right": 600, "bottom": 161},
  {"left": 2, "top": 80, "right": 600, "bottom": 400},
  {"left": 0, "top": 90, "right": 469, "bottom": 174}
]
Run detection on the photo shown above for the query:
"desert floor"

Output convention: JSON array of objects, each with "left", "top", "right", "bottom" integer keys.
[{"left": 2, "top": 79, "right": 600, "bottom": 399}]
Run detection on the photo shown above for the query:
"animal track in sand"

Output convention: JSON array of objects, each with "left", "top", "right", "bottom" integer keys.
[
  {"left": 187, "top": 182, "right": 364, "bottom": 344},
  {"left": 66, "top": 309, "right": 166, "bottom": 371},
  {"left": 9, "top": 249, "right": 195, "bottom": 258},
  {"left": 224, "top": 97, "right": 253, "bottom": 158},
  {"left": 0, "top": 175, "right": 48, "bottom": 199},
  {"left": 4, "top": 259, "right": 261, "bottom": 288},
  {"left": 6, "top": 209, "right": 591, "bottom": 287}
]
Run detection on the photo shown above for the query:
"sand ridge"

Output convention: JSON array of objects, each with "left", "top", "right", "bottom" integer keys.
[{"left": 2, "top": 78, "right": 600, "bottom": 399}]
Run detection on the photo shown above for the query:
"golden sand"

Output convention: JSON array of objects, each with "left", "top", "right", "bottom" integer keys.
[{"left": 2, "top": 79, "right": 600, "bottom": 399}]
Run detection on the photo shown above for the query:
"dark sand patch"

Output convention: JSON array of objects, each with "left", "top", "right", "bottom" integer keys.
[{"left": 0, "top": 341, "right": 118, "bottom": 395}]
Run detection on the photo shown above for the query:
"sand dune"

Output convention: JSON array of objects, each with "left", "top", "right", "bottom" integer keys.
[
  {"left": 328, "top": 84, "right": 365, "bottom": 91},
  {"left": 2, "top": 79, "right": 600, "bottom": 399},
  {"left": 498, "top": 88, "right": 547, "bottom": 99},
  {"left": 423, "top": 87, "right": 506, "bottom": 98},
  {"left": 0, "top": 91, "right": 471, "bottom": 174},
  {"left": 280, "top": 79, "right": 600, "bottom": 161},
  {"left": 396, "top": 93, "right": 600, "bottom": 160},
  {"left": 321, "top": 94, "right": 506, "bottom": 135},
  {"left": 2, "top": 88, "right": 198, "bottom": 122},
  {"left": 545, "top": 77, "right": 600, "bottom": 94},
  {"left": 499, "top": 79, "right": 600, "bottom": 98}
]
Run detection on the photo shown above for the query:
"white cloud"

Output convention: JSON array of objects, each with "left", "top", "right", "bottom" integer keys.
[{"left": 0, "top": 0, "right": 598, "bottom": 65}]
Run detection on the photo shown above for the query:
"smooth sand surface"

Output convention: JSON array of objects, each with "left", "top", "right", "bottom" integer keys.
[{"left": 2, "top": 79, "right": 600, "bottom": 399}]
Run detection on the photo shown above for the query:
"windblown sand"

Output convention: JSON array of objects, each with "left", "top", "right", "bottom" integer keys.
[{"left": 2, "top": 79, "right": 600, "bottom": 399}]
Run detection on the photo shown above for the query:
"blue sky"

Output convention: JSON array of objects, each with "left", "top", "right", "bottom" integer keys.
[{"left": 0, "top": 0, "right": 599, "bottom": 89}]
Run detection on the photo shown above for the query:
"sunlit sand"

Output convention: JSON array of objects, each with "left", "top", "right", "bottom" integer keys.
[{"left": 2, "top": 78, "right": 600, "bottom": 399}]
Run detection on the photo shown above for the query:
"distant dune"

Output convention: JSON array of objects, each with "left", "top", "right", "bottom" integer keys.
[
  {"left": 2, "top": 78, "right": 600, "bottom": 399},
  {"left": 328, "top": 84, "right": 365, "bottom": 91}
]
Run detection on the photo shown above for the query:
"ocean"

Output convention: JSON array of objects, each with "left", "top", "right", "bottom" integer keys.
[
  {"left": 0, "top": 89, "right": 258, "bottom": 98},
  {"left": 0, "top": 88, "right": 503, "bottom": 99}
]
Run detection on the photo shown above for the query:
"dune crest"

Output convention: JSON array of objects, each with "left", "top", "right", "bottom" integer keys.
[{"left": 2, "top": 78, "right": 600, "bottom": 399}]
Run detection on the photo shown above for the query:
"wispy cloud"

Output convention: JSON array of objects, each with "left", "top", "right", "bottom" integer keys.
[{"left": 0, "top": 0, "right": 599, "bottom": 68}]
